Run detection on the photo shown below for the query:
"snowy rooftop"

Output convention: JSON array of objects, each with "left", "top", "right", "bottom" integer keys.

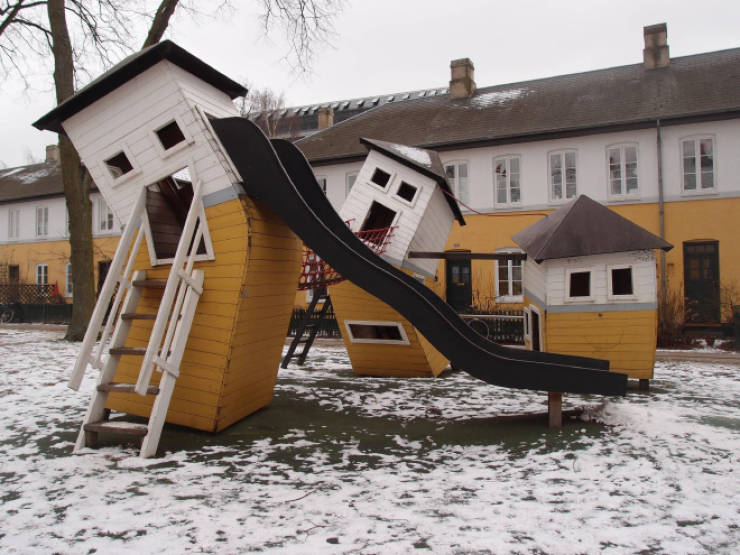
[{"left": 0, "top": 328, "right": 738, "bottom": 552}]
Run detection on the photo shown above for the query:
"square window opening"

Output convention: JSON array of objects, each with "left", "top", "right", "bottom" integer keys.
[
  {"left": 396, "top": 181, "right": 417, "bottom": 202},
  {"left": 156, "top": 120, "right": 187, "bottom": 150},
  {"left": 371, "top": 168, "right": 391, "bottom": 188},
  {"left": 611, "top": 267, "right": 633, "bottom": 296},
  {"left": 569, "top": 271, "right": 591, "bottom": 298},
  {"left": 105, "top": 151, "right": 133, "bottom": 178},
  {"left": 346, "top": 321, "right": 409, "bottom": 344}
]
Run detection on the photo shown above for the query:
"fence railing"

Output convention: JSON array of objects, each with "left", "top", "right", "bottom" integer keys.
[
  {"left": 459, "top": 310, "right": 524, "bottom": 344},
  {"left": 288, "top": 305, "right": 340, "bottom": 337},
  {"left": 0, "top": 283, "right": 62, "bottom": 304}
]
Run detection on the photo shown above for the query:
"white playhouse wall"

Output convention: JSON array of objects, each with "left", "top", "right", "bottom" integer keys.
[
  {"left": 539, "top": 250, "right": 657, "bottom": 307},
  {"left": 338, "top": 149, "right": 454, "bottom": 273},
  {"left": 60, "top": 60, "right": 241, "bottom": 225}
]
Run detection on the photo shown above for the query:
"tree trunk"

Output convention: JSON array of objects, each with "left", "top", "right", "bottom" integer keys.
[
  {"left": 142, "top": 0, "right": 180, "bottom": 48},
  {"left": 48, "top": 0, "right": 95, "bottom": 341}
]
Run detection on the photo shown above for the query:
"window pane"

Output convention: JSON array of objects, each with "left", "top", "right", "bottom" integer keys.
[
  {"left": 625, "top": 146, "right": 637, "bottom": 164},
  {"left": 684, "top": 173, "right": 696, "bottom": 190},
  {"left": 512, "top": 280, "right": 522, "bottom": 296},
  {"left": 611, "top": 268, "right": 633, "bottom": 295},
  {"left": 510, "top": 176, "right": 520, "bottom": 203},
  {"left": 569, "top": 271, "right": 590, "bottom": 297},
  {"left": 459, "top": 164, "right": 468, "bottom": 178},
  {"left": 682, "top": 139, "right": 695, "bottom": 158},
  {"left": 608, "top": 147, "right": 622, "bottom": 195},
  {"left": 458, "top": 173, "right": 469, "bottom": 204},
  {"left": 445, "top": 165, "right": 455, "bottom": 179},
  {"left": 497, "top": 175, "right": 508, "bottom": 204},
  {"left": 550, "top": 154, "right": 562, "bottom": 200}
]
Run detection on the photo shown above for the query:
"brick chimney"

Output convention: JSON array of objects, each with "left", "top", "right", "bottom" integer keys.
[
  {"left": 317, "top": 107, "right": 334, "bottom": 130},
  {"left": 643, "top": 23, "right": 669, "bottom": 69},
  {"left": 449, "top": 58, "right": 476, "bottom": 98},
  {"left": 45, "top": 144, "right": 60, "bottom": 165}
]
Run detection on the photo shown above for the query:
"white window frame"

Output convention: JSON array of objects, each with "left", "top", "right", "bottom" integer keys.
[
  {"left": 394, "top": 180, "right": 420, "bottom": 208},
  {"left": 345, "top": 171, "right": 358, "bottom": 196},
  {"left": 8, "top": 208, "right": 20, "bottom": 239},
  {"left": 368, "top": 167, "right": 395, "bottom": 192},
  {"left": 65, "top": 262, "right": 73, "bottom": 297},
  {"left": 35, "top": 263, "right": 48, "bottom": 285},
  {"left": 98, "top": 198, "right": 115, "bottom": 233},
  {"left": 493, "top": 155, "right": 522, "bottom": 206},
  {"left": 565, "top": 267, "right": 594, "bottom": 302},
  {"left": 150, "top": 114, "right": 194, "bottom": 159},
  {"left": 100, "top": 143, "right": 140, "bottom": 186},
  {"left": 680, "top": 135, "right": 716, "bottom": 194},
  {"left": 548, "top": 149, "right": 578, "bottom": 203},
  {"left": 606, "top": 143, "right": 639, "bottom": 199},
  {"left": 35, "top": 206, "right": 48, "bottom": 237},
  {"left": 607, "top": 264, "right": 637, "bottom": 300},
  {"left": 444, "top": 160, "right": 470, "bottom": 206},
  {"left": 494, "top": 248, "right": 524, "bottom": 303},
  {"left": 344, "top": 320, "right": 410, "bottom": 345}
]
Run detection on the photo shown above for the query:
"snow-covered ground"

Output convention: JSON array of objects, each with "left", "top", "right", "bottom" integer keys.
[{"left": 1, "top": 327, "right": 738, "bottom": 553}]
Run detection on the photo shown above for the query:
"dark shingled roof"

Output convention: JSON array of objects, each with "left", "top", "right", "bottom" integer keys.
[
  {"left": 512, "top": 195, "right": 673, "bottom": 262},
  {"left": 0, "top": 162, "right": 65, "bottom": 203},
  {"left": 360, "top": 138, "right": 465, "bottom": 225},
  {"left": 297, "top": 48, "right": 740, "bottom": 164},
  {"left": 34, "top": 40, "right": 247, "bottom": 134}
]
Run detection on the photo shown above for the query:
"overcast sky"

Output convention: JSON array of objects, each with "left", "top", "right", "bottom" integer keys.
[{"left": 1, "top": 0, "right": 738, "bottom": 167}]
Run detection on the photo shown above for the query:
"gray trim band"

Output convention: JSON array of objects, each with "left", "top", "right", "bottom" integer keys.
[
  {"left": 547, "top": 301, "right": 657, "bottom": 314},
  {"left": 523, "top": 288, "right": 547, "bottom": 310},
  {"left": 202, "top": 184, "right": 246, "bottom": 208}
]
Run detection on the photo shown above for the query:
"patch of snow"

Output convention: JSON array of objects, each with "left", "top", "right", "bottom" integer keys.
[
  {"left": 391, "top": 144, "right": 431, "bottom": 167},
  {"left": 471, "top": 87, "right": 527, "bottom": 108},
  {"left": 17, "top": 167, "right": 56, "bottom": 184},
  {"left": 0, "top": 330, "right": 738, "bottom": 553},
  {"left": 0, "top": 167, "right": 24, "bottom": 178}
]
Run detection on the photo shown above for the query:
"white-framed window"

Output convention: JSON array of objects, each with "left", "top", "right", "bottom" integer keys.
[
  {"left": 681, "top": 136, "right": 715, "bottom": 192},
  {"left": 494, "top": 249, "right": 523, "bottom": 302},
  {"left": 370, "top": 167, "right": 392, "bottom": 189},
  {"left": 607, "top": 143, "right": 639, "bottom": 197},
  {"left": 565, "top": 268, "right": 593, "bottom": 301},
  {"left": 493, "top": 155, "right": 521, "bottom": 206},
  {"left": 549, "top": 150, "right": 577, "bottom": 202},
  {"left": 65, "top": 262, "right": 73, "bottom": 297},
  {"left": 98, "top": 198, "right": 114, "bottom": 232},
  {"left": 35, "top": 263, "right": 48, "bottom": 285},
  {"left": 8, "top": 208, "right": 20, "bottom": 239},
  {"left": 607, "top": 265, "right": 635, "bottom": 300},
  {"left": 444, "top": 161, "right": 469, "bottom": 205},
  {"left": 316, "top": 176, "right": 327, "bottom": 194},
  {"left": 345, "top": 172, "right": 358, "bottom": 196},
  {"left": 345, "top": 320, "right": 410, "bottom": 345},
  {"left": 35, "top": 206, "right": 48, "bottom": 236}
]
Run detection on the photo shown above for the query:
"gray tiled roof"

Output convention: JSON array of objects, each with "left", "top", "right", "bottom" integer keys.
[
  {"left": 297, "top": 48, "right": 740, "bottom": 164},
  {"left": 0, "top": 163, "right": 65, "bottom": 203},
  {"left": 513, "top": 195, "right": 673, "bottom": 261}
]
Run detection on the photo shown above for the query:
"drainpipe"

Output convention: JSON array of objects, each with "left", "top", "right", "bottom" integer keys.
[{"left": 656, "top": 119, "right": 667, "bottom": 305}]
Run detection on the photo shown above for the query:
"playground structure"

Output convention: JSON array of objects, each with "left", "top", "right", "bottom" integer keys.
[
  {"left": 513, "top": 195, "right": 672, "bottom": 388},
  {"left": 35, "top": 40, "right": 627, "bottom": 457}
]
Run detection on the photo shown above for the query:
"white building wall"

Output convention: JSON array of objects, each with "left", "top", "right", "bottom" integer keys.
[
  {"left": 407, "top": 186, "right": 455, "bottom": 275},
  {"left": 522, "top": 257, "right": 547, "bottom": 305},
  {"left": 312, "top": 119, "right": 740, "bottom": 216},
  {"left": 544, "top": 250, "right": 657, "bottom": 307},
  {"left": 0, "top": 192, "right": 121, "bottom": 244}
]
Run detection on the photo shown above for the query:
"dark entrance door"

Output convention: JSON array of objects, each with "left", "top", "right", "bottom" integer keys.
[
  {"left": 98, "top": 260, "right": 112, "bottom": 294},
  {"left": 531, "top": 310, "right": 541, "bottom": 351},
  {"left": 684, "top": 241, "right": 720, "bottom": 323},
  {"left": 446, "top": 257, "right": 472, "bottom": 311}
]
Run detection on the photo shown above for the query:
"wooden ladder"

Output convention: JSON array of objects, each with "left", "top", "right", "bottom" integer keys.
[
  {"left": 281, "top": 293, "right": 332, "bottom": 368},
  {"left": 69, "top": 177, "right": 207, "bottom": 458}
]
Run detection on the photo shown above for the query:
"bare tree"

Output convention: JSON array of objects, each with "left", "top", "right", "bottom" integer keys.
[
  {"left": 1, "top": 0, "right": 343, "bottom": 340},
  {"left": 240, "top": 83, "right": 289, "bottom": 137}
]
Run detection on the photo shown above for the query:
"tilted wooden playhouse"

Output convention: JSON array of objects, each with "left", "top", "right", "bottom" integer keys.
[
  {"left": 329, "top": 138, "right": 465, "bottom": 377},
  {"left": 513, "top": 195, "right": 672, "bottom": 386},
  {"left": 34, "top": 41, "right": 303, "bottom": 456}
]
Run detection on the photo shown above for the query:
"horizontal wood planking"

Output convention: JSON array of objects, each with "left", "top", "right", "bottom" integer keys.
[{"left": 546, "top": 309, "right": 657, "bottom": 379}]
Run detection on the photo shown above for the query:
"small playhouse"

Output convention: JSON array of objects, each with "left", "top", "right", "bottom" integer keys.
[
  {"left": 513, "top": 195, "right": 672, "bottom": 385},
  {"left": 329, "top": 138, "right": 466, "bottom": 377}
]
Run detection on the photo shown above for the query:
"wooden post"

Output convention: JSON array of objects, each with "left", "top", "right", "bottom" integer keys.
[
  {"left": 638, "top": 379, "right": 650, "bottom": 391},
  {"left": 548, "top": 391, "right": 562, "bottom": 428}
]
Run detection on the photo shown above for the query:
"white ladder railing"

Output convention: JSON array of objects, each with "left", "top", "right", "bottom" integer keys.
[{"left": 68, "top": 188, "right": 149, "bottom": 390}]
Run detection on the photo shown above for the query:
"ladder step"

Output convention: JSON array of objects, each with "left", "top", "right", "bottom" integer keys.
[
  {"left": 132, "top": 279, "right": 167, "bottom": 288},
  {"left": 97, "top": 382, "right": 160, "bottom": 395},
  {"left": 109, "top": 346, "right": 146, "bottom": 356},
  {"left": 83, "top": 421, "right": 148, "bottom": 436},
  {"left": 120, "top": 312, "right": 157, "bottom": 321}
]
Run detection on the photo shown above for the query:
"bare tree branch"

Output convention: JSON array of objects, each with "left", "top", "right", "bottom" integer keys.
[{"left": 142, "top": 0, "right": 179, "bottom": 48}]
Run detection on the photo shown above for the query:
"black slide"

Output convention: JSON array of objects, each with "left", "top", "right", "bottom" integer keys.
[{"left": 211, "top": 118, "right": 627, "bottom": 396}]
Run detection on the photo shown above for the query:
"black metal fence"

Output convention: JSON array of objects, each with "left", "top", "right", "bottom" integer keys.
[
  {"left": 460, "top": 309, "right": 525, "bottom": 344},
  {"left": 288, "top": 305, "right": 340, "bottom": 337}
]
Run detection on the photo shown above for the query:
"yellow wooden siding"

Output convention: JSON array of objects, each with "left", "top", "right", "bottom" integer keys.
[
  {"left": 106, "top": 195, "right": 302, "bottom": 432},
  {"left": 329, "top": 278, "right": 442, "bottom": 377},
  {"left": 545, "top": 309, "right": 657, "bottom": 379}
]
